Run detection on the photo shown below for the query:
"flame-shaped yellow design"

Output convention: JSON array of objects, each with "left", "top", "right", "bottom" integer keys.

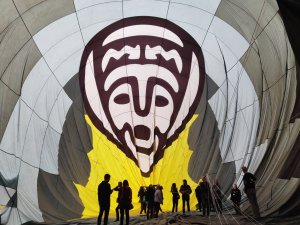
[{"left": 75, "top": 115, "right": 200, "bottom": 218}]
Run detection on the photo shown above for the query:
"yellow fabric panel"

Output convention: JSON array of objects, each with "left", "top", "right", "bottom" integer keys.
[{"left": 75, "top": 115, "right": 200, "bottom": 218}]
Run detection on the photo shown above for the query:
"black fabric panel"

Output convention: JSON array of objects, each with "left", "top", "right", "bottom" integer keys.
[{"left": 277, "top": 0, "right": 300, "bottom": 122}]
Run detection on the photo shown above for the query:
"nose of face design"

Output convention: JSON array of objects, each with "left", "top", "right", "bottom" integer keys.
[{"left": 134, "top": 125, "right": 151, "bottom": 140}]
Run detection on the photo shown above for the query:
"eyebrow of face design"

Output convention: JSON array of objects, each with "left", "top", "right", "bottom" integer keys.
[{"left": 104, "top": 64, "right": 179, "bottom": 93}]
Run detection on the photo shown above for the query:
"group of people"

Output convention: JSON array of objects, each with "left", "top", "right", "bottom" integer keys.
[
  {"left": 97, "top": 174, "right": 132, "bottom": 225},
  {"left": 97, "top": 166, "right": 261, "bottom": 225}
]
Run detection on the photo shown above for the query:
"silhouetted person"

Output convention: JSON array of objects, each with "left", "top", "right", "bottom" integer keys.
[
  {"left": 171, "top": 183, "right": 179, "bottom": 212},
  {"left": 200, "top": 176, "right": 210, "bottom": 217},
  {"left": 195, "top": 181, "right": 202, "bottom": 212},
  {"left": 120, "top": 180, "right": 132, "bottom": 225},
  {"left": 154, "top": 185, "right": 163, "bottom": 217},
  {"left": 138, "top": 186, "right": 147, "bottom": 214},
  {"left": 212, "top": 179, "right": 222, "bottom": 213},
  {"left": 146, "top": 184, "right": 155, "bottom": 219},
  {"left": 113, "top": 181, "right": 122, "bottom": 221},
  {"left": 231, "top": 184, "right": 241, "bottom": 215},
  {"left": 179, "top": 179, "right": 192, "bottom": 214},
  {"left": 242, "top": 166, "right": 260, "bottom": 218},
  {"left": 97, "top": 174, "right": 113, "bottom": 225}
]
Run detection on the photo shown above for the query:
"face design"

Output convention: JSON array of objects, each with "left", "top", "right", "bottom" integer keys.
[{"left": 79, "top": 17, "right": 205, "bottom": 176}]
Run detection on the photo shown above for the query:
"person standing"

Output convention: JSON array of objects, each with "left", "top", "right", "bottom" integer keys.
[
  {"left": 242, "top": 166, "right": 260, "bottom": 218},
  {"left": 146, "top": 184, "right": 155, "bottom": 219},
  {"left": 113, "top": 181, "right": 122, "bottom": 221},
  {"left": 97, "top": 174, "right": 113, "bottom": 225},
  {"left": 230, "top": 184, "right": 242, "bottom": 215},
  {"left": 138, "top": 186, "right": 147, "bottom": 214},
  {"left": 200, "top": 176, "right": 210, "bottom": 217},
  {"left": 179, "top": 179, "right": 192, "bottom": 214},
  {"left": 120, "top": 180, "right": 132, "bottom": 225},
  {"left": 154, "top": 185, "right": 163, "bottom": 217},
  {"left": 195, "top": 181, "right": 202, "bottom": 212},
  {"left": 171, "top": 183, "right": 179, "bottom": 212}
]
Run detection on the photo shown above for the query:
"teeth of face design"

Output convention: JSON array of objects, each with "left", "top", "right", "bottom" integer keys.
[{"left": 80, "top": 17, "right": 205, "bottom": 175}]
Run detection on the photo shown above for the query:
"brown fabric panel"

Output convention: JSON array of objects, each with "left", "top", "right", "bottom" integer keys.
[{"left": 20, "top": 0, "right": 75, "bottom": 35}]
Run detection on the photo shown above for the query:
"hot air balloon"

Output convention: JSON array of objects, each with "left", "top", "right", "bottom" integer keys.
[{"left": 0, "top": 0, "right": 299, "bottom": 224}]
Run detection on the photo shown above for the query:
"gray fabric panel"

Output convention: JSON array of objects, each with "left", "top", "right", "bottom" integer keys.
[
  {"left": 216, "top": 0, "right": 263, "bottom": 44},
  {"left": 0, "top": 81, "right": 19, "bottom": 142},
  {"left": 38, "top": 75, "right": 92, "bottom": 222},
  {"left": 0, "top": 17, "right": 31, "bottom": 78},
  {"left": 1, "top": 39, "right": 41, "bottom": 95},
  {"left": 37, "top": 170, "right": 83, "bottom": 223},
  {"left": 0, "top": 0, "right": 19, "bottom": 33},
  {"left": 13, "top": 0, "right": 45, "bottom": 14},
  {"left": 20, "top": 0, "right": 75, "bottom": 35}
]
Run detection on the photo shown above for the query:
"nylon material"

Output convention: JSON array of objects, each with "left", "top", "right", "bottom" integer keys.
[
  {"left": 22, "top": 113, "right": 48, "bottom": 167},
  {"left": 123, "top": 0, "right": 169, "bottom": 18},
  {"left": 0, "top": 186, "right": 15, "bottom": 205},
  {"left": 43, "top": 32, "right": 84, "bottom": 72},
  {"left": 17, "top": 163, "right": 43, "bottom": 222},
  {"left": 20, "top": 59, "right": 52, "bottom": 109},
  {"left": 33, "top": 13, "right": 80, "bottom": 55},
  {"left": 0, "top": 0, "right": 300, "bottom": 223},
  {"left": 208, "top": 16, "right": 250, "bottom": 62},
  {"left": 1, "top": 40, "right": 40, "bottom": 95},
  {"left": 20, "top": 0, "right": 75, "bottom": 35},
  {"left": 76, "top": 2, "right": 122, "bottom": 29},
  {"left": 171, "top": 0, "right": 221, "bottom": 14},
  {"left": 0, "top": 0, "right": 19, "bottom": 33},
  {"left": 48, "top": 91, "right": 73, "bottom": 134},
  {"left": 0, "top": 100, "right": 31, "bottom": 159},
  {"left": 39, "top": 127, "right": 60, "bottom": 174},
  {"left": 34, "top": 75, "right": 62, "bottom": 121},
  {"left": 53, "top": 49, "right": 83, "bottom": 87},
  {"left": 168, "top": 3, "right": 214, "bottom": 30},
  {"left": 0, "top": 18, "right": 31, "bottom": 78}
]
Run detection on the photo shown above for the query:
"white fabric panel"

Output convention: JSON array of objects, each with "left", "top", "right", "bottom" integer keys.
[
  {"left": 0, "top": 101, "right": 32, "bottom": 159},
  {"left": 76, "top": 2, "right": 122, "bottom": 29},
  {"left": 48, "top": 90, "right": 72, "bottom": 134},
  {"left": 219, "top": 121, "right": 234, "bottom": 160},
  {"left": 21, "top": 59, "right": 52, "bottom": 109},
  {"left": 17, "top": 163, "right": 43, "bottom": 223},
  {"left": 0, "top": 186, "right": 15, "bottom": 205},
  {"left": 53, "top": 48, "right": 83, "bottom": 86},
  {"left": 74, "top": 0, "right": 121, "bottom": 11},
  {"left": 204, "top": 50, "right": 226, "bottom": 87},
  {"left": 81, "top": 20, "right": 118, "bottom": 44},
  {"left": 0, "top": 207, "right": 13, "bottom": 225},
  {"left": 34, "top": 75, "right": 62, "bottom": 121},
  {"left": 168, "top": 3, "right": 214, "bottom": 31},
  {"left": 21, "top": 113, "right": 48, "bottom": 167},
  {"left": 6, "top": 207, "right": 30, "bottom": 225},
  {"left": 248, "top": 140, "right": 269, "bottom": 173},
  {"left": 170, "top": 21, "right": 207, "bottom": 45},
  {"left": 208, "top": 17, "right": 249, "bottom": 68},
  {"left": 208, "top": 84, "right": 227, "bottom": 131},
  {"left": 238, "top": 69, "right": 259, "bottom": 108},
  {"left": 39, "top": 127, "right": 60, "bottom": 174},
  {"left": 33, "top": 14, "right": 80, "bottom": 55},
  {"left": 43, "top": 32, "right": 84, "bottom": 72},
  {"left": 123, "top": 0, "right": 169, "bottom": 18},
  {"left": 171, "top": 0, "right": 221, "bottom": 14},
  {"left": 228, "top": 111, "right": 252, "bottom": 162}
]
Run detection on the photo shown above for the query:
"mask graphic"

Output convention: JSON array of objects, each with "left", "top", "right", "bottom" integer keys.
[{"left": 79, "top": 16, "right": 205, "bottom": 176}]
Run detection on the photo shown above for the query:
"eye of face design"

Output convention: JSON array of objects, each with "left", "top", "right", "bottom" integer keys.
[
  {"left": 114, "top": 93, "right": 130, "bottom": 105},
  {"left": 155, "top": 95, "right": 169, "bottom": 107},
  {"left": 80, "top": 16, "right": 205, "bottom": 175}
]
